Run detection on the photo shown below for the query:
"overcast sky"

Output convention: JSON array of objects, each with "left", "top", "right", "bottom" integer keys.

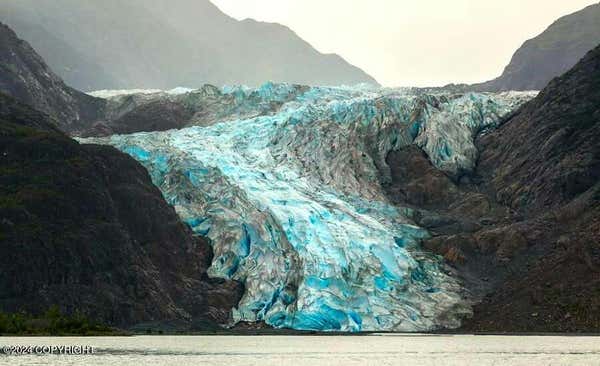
[{"left": 212, "top": 0, "right": 597, "bottom": 87}]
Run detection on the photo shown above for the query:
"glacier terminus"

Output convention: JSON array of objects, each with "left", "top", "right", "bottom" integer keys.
[{"left": 82, "top": 83, "right": 535, "bottom": 332}]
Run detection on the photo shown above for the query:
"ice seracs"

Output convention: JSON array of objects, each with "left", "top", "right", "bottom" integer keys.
[{"left": 82, "top": 83, "right": 534, "bottom": 331}]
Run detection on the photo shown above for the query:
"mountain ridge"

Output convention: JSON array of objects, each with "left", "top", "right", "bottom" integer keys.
[
  {"left": 0, "top": 22, "right": 242, "bottom": 330},
  {"left": 407, "top": 45, "right": 600, "bottom": 332},
  {"left": 1, "top": 0, "right": 378, "bottom": 90},
  {"left": 474, "top": 2, "right": 600, "bottom": 91},
  {"left": 0, "top": 22, "right": 105, "bottom": 133}
]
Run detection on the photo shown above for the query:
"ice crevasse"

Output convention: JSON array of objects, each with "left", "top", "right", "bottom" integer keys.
[{"left": 83, "top": 83, "right": 535, "bottom": 332}]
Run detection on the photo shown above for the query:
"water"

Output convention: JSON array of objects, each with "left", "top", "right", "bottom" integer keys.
[{"left": 1, "top": 335, "right": 599, "bottom": 365}]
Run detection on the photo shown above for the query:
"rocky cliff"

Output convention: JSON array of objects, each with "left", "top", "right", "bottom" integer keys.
[
  {"left": 400, "top": 45, "right": 600, "bottom": 332},
  {"left": 0, "top": 92, "right": 242, "bottom": 329},
  {"left": 0, "top": 22, "right": 242, "bottom": 330},
  {"left": 464, "top": 43, "right": 600, "bottom": 332},
  {"left": 0, "top": 23, "right": 105, "bottom": 134}
]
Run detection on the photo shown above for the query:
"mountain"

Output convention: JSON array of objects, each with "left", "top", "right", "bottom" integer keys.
[
  {"left": 413, "top": 45, "right": 599, "bottom": 332},
  {"left": 0, "top": 92, "right": 242, "bottom": 329},
  {"left": 0, "top": 23, "right": 241, "bottom": 329},
  {"left": 0, "top": 23, "right": 105, "bottom": 133},
  {"left": 1, "top": 0, "right": 378, "bottom": 91},
  {"left": 463, "top": 44, "right": 600, "bottom": 331},
  {"left": 475, "top": 3, "right": 600, "bottom": 91}
]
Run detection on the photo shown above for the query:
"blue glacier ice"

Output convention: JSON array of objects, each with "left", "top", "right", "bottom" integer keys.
[{"left": 83, "top": 83, "right": 535, "bottom": 331}]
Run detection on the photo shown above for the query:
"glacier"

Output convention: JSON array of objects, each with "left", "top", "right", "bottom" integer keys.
[
  {"left": 88, "top": 87, "right": 196, "bottom": 98},
  {"left": 83, "top": 83, "right": 535, "bottom": 332}
]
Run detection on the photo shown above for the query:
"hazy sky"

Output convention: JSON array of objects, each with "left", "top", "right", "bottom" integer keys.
[{"left": 212, "top": 0, "right": 598, "bottom": 86}]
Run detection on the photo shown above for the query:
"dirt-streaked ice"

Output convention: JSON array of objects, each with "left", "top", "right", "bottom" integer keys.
[{"left": 83, "top": 83, "right": 534, "bottom": 331}]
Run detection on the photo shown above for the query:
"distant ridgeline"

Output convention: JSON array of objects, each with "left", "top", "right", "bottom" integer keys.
[
  {"left": 1, "top": 0, "right": 378, "bottom": 91},
  {"left": 474, "top": 3, "right": 600, "bottom": 91}
]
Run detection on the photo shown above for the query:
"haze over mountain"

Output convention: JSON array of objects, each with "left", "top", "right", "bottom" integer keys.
[
  {"left": 0, "top": 23, "right": 105, "bottom": 133},
  {"left": 1, "top": 0, "right": 378, "bottom": 91},
  {"left": 475, "top": 2, "right": 600, "bottom": 91},
  {"left": 213, "top": 0, "right": 598, "bottom": 87}
]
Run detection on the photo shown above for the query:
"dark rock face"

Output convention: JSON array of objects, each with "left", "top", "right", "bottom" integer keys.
[
  {"left": 386, "top": 46, "right": 600, "bottom": 332},
  {"left": 0, "top": 93, "right": 242, "bottom": 329},
  {"left": 385, "top": 146, "right": 459, "bottom": 208},
  {"left": 108, "top": 100, "right": 194, "bottom": 135},
  {"left": 1, "top": 0, "right": 378, "bottom": 90},
  {"left": 462, "top": 45, "right": 600, "bottom": 332},
  {"left": 475, "top": 3, "right": 600, "bottom": 91},
  {"left": 477, "top": 45, "right": 600, "bottom": 214},
  {"left": 464, "top": 203, "right": 600, "bottom": 332},
  {"left": 0, "top": 21, "right": 207, "bottom": 138},
  {"left": 0, "top": 23, "right": 105, "bottom": 134},
  {"left": 0, "top": 93, "right": 62, "bottom": 134}
]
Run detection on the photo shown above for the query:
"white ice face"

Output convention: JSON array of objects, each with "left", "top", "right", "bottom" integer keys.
[
  {"left": 88, "top": 87, "right": 195, "bottom": 99},
  {"left": 82, "top": 83, "right": 534, "bottom": 332}
]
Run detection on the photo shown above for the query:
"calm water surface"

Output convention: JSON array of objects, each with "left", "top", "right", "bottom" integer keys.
[{"left": 1, "top": 335, "right": 599, "bottom": 365}]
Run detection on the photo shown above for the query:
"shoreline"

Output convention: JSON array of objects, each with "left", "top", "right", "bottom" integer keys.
[{"left": 3, "top": 330, "right": 600, "bottom": 337}]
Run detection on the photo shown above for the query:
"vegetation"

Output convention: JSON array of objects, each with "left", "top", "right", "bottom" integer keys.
[{"left": 0, "top": 306, "right": 127, "bottom": 335}]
